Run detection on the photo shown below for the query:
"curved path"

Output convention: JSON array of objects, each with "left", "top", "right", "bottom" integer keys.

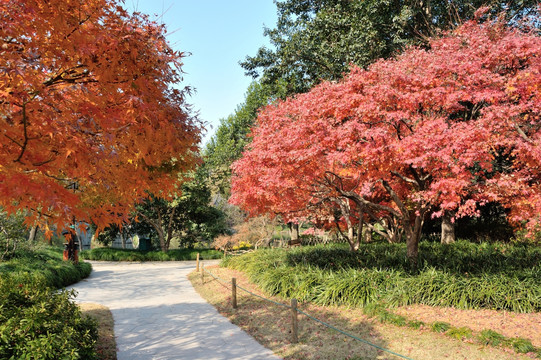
[{"left": 68, "top": 261, "right": 281, "bottom": 360}]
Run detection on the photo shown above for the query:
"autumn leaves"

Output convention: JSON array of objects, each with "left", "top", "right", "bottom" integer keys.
[{"left": 0, "top": 0, "right": 200, "bottom": 233}]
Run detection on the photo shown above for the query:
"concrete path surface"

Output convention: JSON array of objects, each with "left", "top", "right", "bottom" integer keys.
[{"left": 68, "top": 261, "right": 281, "bottom": 360}]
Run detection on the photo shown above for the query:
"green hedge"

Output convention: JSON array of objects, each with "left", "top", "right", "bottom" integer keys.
[
  {"left": 0, "top": 247, "right": 97, "bottom": 359},
  {"left": 80, "top": 247, "right": 223, "bottom": 261},
  {"left": 222, "top": 241, "right": 541, "bottom": 312},
  {"left": 0, "top": 247, "right": 92, "bottom": 288}
]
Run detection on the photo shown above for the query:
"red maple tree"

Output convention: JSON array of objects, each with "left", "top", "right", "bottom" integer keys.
[{"left": 231, "top": 12, "right": 540, "bottom": 265}]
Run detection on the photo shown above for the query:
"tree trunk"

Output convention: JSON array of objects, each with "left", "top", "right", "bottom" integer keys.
[
  {"left": 289, "top": 223, "right": 299, "bottom": 241},
  {"left": 356, "top": 217, "right": 363, "bottom": 246},
  {"left": 441, "top": 213, "right": 456, "bottom": 244},
  {"left": 362, "top": 226, "right": 372, "bottom": 243},
  {"left": 28, "top": 225, "right": 38, "bottom": 242},
  {"left": 120, "top": 232, "right": 126, "bottom": 249},
  {"left": 347, "top": 225, "right": 359, "bottom": 251},
  {"left": 406, "top": 215, "right": 424, "bottom": 271}
]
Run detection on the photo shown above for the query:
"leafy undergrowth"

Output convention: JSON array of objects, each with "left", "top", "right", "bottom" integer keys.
[
  {"left": 80, "top": 247, "right": 223, "bottom": 261},
  {"left": 223, "top": 241, "right": 540, "bottom": 313},
  {"left": 190, "top": 266, "right": 536, "bottom": 360},
  {"left": 0, "top": 246, "right": 97, "bottom": 359}
]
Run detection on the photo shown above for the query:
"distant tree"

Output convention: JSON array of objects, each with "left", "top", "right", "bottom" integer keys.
[
  {"left": 134, "top": 170, "right": 227, "bottom": 252},
  {"left": 204, "top": 81, "right": 285, "bottom": 198},
  {"left": 0, "top": 210, "right": 27, "bottom": 260},
  {"left": 242, "top": 0, "right": 539, "bottom": 96}
]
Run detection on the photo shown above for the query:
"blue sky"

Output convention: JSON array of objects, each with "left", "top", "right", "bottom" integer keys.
[{"left": 126, "top": 1, "right": 277, "bottom": 145}]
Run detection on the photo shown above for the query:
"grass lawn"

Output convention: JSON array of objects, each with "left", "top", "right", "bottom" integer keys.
[
  {"left": 80, "top": 303, "right": 117, "bottom": 360},
  {"left": 190, "top": 265, "right": 539, "bottom": 360}
]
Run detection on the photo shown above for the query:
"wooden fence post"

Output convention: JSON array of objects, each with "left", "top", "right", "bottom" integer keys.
[
  {"left": 291, "top": 298, "right": 298, "bottom": 343},
  {"left": 201, "top": 264, "right": 204, "bottom": 284},
  {"left": 196, "top": 253, "right": 200, "bottom": 272},
  {"left": 232, "top": 278, "right": 238, "bottom": 309}
]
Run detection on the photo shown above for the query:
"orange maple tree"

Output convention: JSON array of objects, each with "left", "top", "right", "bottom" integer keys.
[{"left": 0, "top": 0, "right": 201, "bottom": 235}]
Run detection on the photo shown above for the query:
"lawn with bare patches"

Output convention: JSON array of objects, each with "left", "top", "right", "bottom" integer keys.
[{"left": 80, "top": 303, "right": 117, "bottom": 360}]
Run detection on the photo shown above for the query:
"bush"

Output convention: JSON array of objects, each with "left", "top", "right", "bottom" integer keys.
[
  {"left": 0, "top": 247, "right": 92, "bottom": 288},
  {"left": 0, "top": 276, "right": 98, "bottom": 359},
  {"left": 80, "top": 247, "right": 222, "bottom": 261},
  {"left": 0, "top": 247, "right": 97, "bottom": 359}
]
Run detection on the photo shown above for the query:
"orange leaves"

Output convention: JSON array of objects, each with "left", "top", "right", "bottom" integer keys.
[{"left": 0, "top": 0, "right": 201, "bottom": 231}]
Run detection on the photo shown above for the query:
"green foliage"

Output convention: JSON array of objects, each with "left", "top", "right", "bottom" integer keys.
[
  {"left": 431, "top": 321, "right": 452, "bottom": 333},
  {"left": 446, "top": 326, "right": 473, "bottom": 340},
  {"left": 222, "top": 241, "right": 540, "bottom": 312},
  {"left": 0, "top": 277, "right": 98, "bottom": 360},
  {"left": 242, "top": 0, "right": 539, "bottom": 96},
  {"left": 406, "top": 319, "right": 425, "bottom": 329},
  {"left": 477, "top": 329, "right": 506, "bottom": 347},
  {"left": 204, "top": 81, "right": 286, "bottom": 198},
  {"left": 0, "top": 247, "right": 97, "bottom": 359},
  {"left": 509, "top": 337, "right": 536, "bottom": 354},
  {"left": 0, "top": 247, "right": 92, "bottom": 288},
  {"left": 0, "top": 210, "right": 29, "bottom": 261},
  {"left": 80, "top": 247, "right": 222, "bottom": 261},
  {"left": 131, "top": 169, "right": 228, "bottom": 251}
]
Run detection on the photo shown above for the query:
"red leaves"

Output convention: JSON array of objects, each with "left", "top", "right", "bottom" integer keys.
[{"left": 231, "top": 16, "right": 541, "bottom": 233}]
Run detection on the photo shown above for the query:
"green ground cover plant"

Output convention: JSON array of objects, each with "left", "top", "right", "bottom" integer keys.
[
  {"left": 222, "top": 241, "right": 541, "bottom": 313},
  {"left": 0, "top": 246, "right": 97, "bottom": 359},
  {"left": 80, "top": 247, "right": 223, "bottom": 261},
  {"left": 0, "top": 246, "right": 92, "bottom": 288}
]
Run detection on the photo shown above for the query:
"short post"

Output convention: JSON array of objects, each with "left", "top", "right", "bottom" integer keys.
[
  {"left": 291, "top": 298, "right": 298, "bottom": 343},
  {"left": 232, "top": 278, "right": 238, "bottom": 309},
  {"left": 201, "top": 264, "right": 204, "bottom": 284},
  {"left": 196, "top": 253, "right": 200, "bottom": 272}
]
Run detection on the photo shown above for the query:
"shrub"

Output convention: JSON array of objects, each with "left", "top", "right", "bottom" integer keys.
[
  {"left": 509, "top": 337, "right": 536, "bottom": 354},
  {"left": 0, "top": 275, "right": 98, "bottom": 359},
  {"left": 407, "top": 320, "right": 425, "bottom": 329},
  {"left": 0, "top": 246, "right": 97, "bottom": 359},
  {"left": 0, "top": 247, "right": 92, "bottom": 288}
]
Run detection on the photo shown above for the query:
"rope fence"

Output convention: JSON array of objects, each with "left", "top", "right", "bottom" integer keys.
[{"left": 197, "top": 258, "right": 414, "bottom": 360}]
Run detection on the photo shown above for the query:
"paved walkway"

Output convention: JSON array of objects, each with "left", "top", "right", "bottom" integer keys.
[{"left": 68, "top": 261, "right": 281, "bottom": 360}]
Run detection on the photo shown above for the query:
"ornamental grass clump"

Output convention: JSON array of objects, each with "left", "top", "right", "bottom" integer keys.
[{"left": 223, "top": 242, "right": 540, "bottom": 312}]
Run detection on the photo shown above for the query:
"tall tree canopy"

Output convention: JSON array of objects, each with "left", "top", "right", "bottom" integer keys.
[
  {"left": 231, "top": 14, "right": 541, "bottom": 265},
  {"left": 242, "top": 0, "right": 539, "bottom": 96},
  {"left": 203, "top": 81, "right": 285, "bottom": 198},
  {"left": 0, "top": 0, "right": 201, "bottom": 234}
]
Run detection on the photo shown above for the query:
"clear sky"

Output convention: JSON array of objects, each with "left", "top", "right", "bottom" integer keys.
[{"left": 126, "top": 0, "right": 277, "bottom": 146}]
